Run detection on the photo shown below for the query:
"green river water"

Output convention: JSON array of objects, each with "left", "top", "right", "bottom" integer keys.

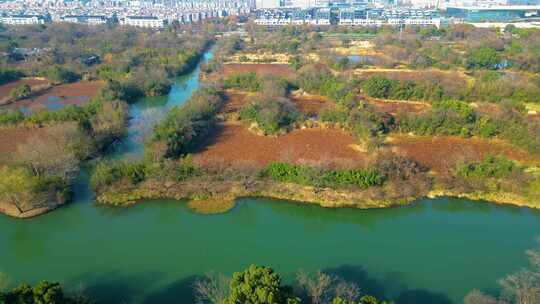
[{"left": 1, "top": 50, "right": 539, "bottom": 304}]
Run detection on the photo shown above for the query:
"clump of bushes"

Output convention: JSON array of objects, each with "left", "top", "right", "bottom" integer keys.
[
  {"left": 361, "top": 76, "right": 393, "bottom": 99},
  {"left": 150, "top": 87, "right": 225, "bottom": 158},
  {"left": 263, "top": 162, "right": 384, "bottom": 189},
  {"left": 446, "top": 154, "right": 535, "bottom": 196},
  {"left": 8, "top": 84, "right": 32, "bottom": 101},
  {"left": 100, "top": 73, "right": 171, "bottom": 102},
  {"left": 128, "top": 67, "right": 172, "bottom": 97},
  {"left": 139, "top": 78, "right": 171, "bottom": 97},
  {"left": 41, "top": 66, "right": 80, "bottom": 84},
  {"left": 0, "top": 110, "right": 25, "bottom": 125},
  {"left": 296, "top": 64, "right": 350, "bottom": 102},
  {"left": 397, "top": 100, "right": 478, "bottom": 137},
  {"left": 361, "top": 75, "right": 446, "bottom": 102},
  {"left": 321, "top": 97, "right": 394, "bottom": 150},
  {"left": 99, "top": 80, "right": 144, "bottom": 103},
  {"left": 223, "top": 72, "right": 262, "bottom": 92},
  {"left": 397, "top": 100, "right": 540, "bottom": 154},
  {"left": 237, "top": 76, "right": 299, "bottom": 135},
  {"left": 456, "top": 155, "right": 521, "bottom": 179},
  {"left": 464, "top": 71, "right": 533, "bottom": 103},
  {"left": 466, "top": 47, "right": 502, "bottom": 70},
  {"left": 90, "top": 156, "right": 200, "bottom": 192},
  {"left": 239, "top": 96, "right": 299, "bottom": 135},
  {"left": 90, "top": 160, "right": 146, "bottom": 192}
]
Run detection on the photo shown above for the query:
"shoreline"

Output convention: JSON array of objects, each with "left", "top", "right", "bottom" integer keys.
[
  {"left": 0, "top": 200, "right": 67, "bottom": 219},
  {"left": 93, "top": 179, "right": 538, "bottom": 215},
  {"left": 1, "top": 180, "right": 538, "bottom": 218}
]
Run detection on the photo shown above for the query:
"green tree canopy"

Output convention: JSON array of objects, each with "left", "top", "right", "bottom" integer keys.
[
  {"left": 227, "top": 265, "right": 287, "bottom": 304},
  {"left": 466, "top": 47, "right": 502, "bottom": 70}
]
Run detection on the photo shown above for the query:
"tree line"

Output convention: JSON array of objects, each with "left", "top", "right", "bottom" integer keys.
[{"left": 0, "top": 265, "right": 390, "bottom": 304}]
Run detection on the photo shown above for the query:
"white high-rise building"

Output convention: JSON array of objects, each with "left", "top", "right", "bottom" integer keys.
[
  {"left": 256, "top": 0, "right": 280, "bottom": 8},
  {"left": 291, "top": 0, "right": 313, "bottom": 8}
]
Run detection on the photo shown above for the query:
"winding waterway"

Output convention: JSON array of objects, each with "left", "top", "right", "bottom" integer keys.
[{"left": 1, "top": 50, "right": 539, "bottom": 304}]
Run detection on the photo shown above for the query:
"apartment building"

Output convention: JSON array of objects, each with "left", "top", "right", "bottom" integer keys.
[
  {"left": 62, "top": 15, "right": 108, "bottom": 25},
  {"left": 0, "top": 15, "right": 49, "bottom": 25},
  {"left": 120, "top": 16, "right": 166, "bottom": 27}
]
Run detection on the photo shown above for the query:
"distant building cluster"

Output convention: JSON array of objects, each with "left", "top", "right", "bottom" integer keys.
[
  {"left": 0, "top": 0, "right": 252, "bottom": 28},
  {"left": 255, "top": 7, "right": 331, "bottom": 25},
  {"left": 340, "top": 8, "right": 441, "bottom": 26},
  {"left": 446, "top": 4, "right": 540, "bottom": 22},
  {"left": 1, "top": 0, "right": 539, "bottom": 28},
  {"left": 255, "top": 7, "right": 441, "bottom": 27},
  {"left": 0, "top": 14, "right": 47, "bottom": 25}
]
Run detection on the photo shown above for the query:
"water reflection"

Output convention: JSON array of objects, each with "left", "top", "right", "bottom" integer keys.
[
  {"left": 7, "top": 225, "right": 46, "bottom": 262},
  {"left": 262, "top": 196, "right": 429, "bottom": 230}
]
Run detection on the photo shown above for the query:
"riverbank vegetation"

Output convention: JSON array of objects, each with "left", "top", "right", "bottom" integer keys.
[
  {"left": 147, "top": 87, "right": 225, "bottom": 159},
  {"left": 263, "top": 162, "right": 383, "bottom": 189}
]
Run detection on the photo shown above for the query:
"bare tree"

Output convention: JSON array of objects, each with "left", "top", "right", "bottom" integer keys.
[
  {"left": 526, "top": 248, "right": 540, "bottom": 271},
  {"left": 499, "top": 269, "right": 540, "bottom": 304},
  {"left": 464, "top": 290, "right": 500, "bottom": 304},
  {"left": 15, "top": 123, "right": 81, "bottom": 181},
  {"left": 296, "top": 270, "right": 336, "bottom": 304},
  {"left": 193, "top": 272, "right": 230, "bottom": 304},
  {"left": 90, "top": 100, "right": 128, "bottom": 144},
  {"left": 334, "top": 280, "right": 361, "bottom": 303}
]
